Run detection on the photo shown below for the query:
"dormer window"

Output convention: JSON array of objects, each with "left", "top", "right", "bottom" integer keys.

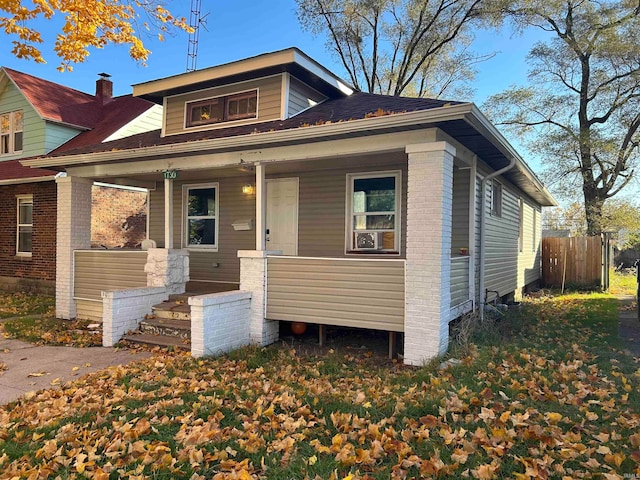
[{"left": 185, "top": 90, "right": 258, "bottom": 128}]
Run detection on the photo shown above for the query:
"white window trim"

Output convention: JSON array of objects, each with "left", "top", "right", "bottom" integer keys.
[
  {"left": 183, "top": 88, "right": 259, "bottom": 129},
  {"left": 16, "top": 194, "right": 32, "bottom": 257},
  {"left": 491, "top": 180, "right": 503, "bottom": 217},
  {"left": 1, "top": 110, "right": 23, "bottom": 156},
  {"left": 182, "top": 183, "right": 219, "bottom": 251},
  {"left": 344, "top": 170, "right": 402, "bottom": 255}
]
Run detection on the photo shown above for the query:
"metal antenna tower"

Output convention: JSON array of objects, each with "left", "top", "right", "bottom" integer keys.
[{"left": 186, "top": 0, "right": 204, "bottom": 72}]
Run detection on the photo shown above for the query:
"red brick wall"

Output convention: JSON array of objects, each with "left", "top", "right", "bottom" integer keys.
[
  {"left": 0, "top": 181, "right": 56, "bottom": 281},
  {"left": 91, "top": 185, "right": 147, "bottom": 248}
]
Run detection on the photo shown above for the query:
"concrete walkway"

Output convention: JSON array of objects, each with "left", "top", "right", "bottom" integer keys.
[
  {"left": 617, "top": 294, "right": 640, "bottom": 357},
  {"left": 0, "top": 336, "right": 151, "bottom": 405}
]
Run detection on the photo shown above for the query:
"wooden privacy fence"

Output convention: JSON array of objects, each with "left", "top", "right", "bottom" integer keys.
[{"left": 542, "top": 236, "right": 608, "bottom": 288}]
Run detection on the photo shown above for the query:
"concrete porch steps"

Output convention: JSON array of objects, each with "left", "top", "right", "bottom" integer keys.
[{"left": 123, "top": 298, "right": 192, "bottom": 350}]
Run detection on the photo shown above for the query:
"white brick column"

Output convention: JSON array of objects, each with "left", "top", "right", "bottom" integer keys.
[
  {"left": 56, "top": 176, "right": 93, "bottom": 319},
  {"left": 238, "top": 250, "right": 281, "bottom": 346},
  {"left": 404, "top": 142, "right": 455, "bottom": 366},
  {"left": 144, "top": 248, "right": 190, "bottom": 294}
]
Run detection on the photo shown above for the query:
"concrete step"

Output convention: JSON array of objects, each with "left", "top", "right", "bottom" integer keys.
[
  {"left": 168, "top": 293, "right": 191, "bottom": 303},
  {"left": 140, "top": 317, "right": 190, "bottom": 339},
  {"left": 122, "top": 333, "right": 190, "bottom": 351},
  {"left": 151, "top": 301, "right": 190, "bottom": 321}
]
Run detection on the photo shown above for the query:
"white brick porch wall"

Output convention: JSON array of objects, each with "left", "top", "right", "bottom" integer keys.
[
  {"left": 404, "top": 142, "right": 455, "bottom": 366},
  {"left": 189, "top": 291, "right": 252, "bottom": 357},
  {"left": 56, "top": 176, "right": 93, "bottom": 319},
  {"left": 238, "top": 250, "right": 281, "bottom": 346},
  {"left": 102, "top": 286, "right": 169, "bottom": 346}
]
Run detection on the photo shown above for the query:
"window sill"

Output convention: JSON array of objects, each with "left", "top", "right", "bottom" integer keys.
[
  {"left": 186, "top": 246, "right": 219, "bottom": 253},
  {"left": 346, "top": 250, "right": 400, "bottom": 256},
  {"left": 15, "top": 253, "right": 32, "bottom": 260}
]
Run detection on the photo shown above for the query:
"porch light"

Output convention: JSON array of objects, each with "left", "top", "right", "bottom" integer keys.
[{"left": 242, "top": 184, "right": 255, "bottom": 195}]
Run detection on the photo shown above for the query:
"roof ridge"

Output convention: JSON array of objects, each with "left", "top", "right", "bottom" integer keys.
[{"left": 3, "top": 66, "right": 96, "bottom": 100}]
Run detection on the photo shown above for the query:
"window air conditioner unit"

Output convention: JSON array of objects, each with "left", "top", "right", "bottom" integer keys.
[{"left": 354, "top": 231, "right": 379, "bottom": 250}]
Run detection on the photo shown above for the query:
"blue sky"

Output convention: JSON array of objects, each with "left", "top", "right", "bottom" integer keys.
[{"left": 2, "top": 1, "right": 548, "bottom": 168}]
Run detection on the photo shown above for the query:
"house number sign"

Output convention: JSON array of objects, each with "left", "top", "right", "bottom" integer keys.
[{"left": 163, "top": 170, "right": 178, "bottom": 180}]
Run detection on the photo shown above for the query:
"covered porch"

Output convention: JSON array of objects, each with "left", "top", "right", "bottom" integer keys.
[{"left": 55, "top": 130, "right": 476, "bottom": 365}]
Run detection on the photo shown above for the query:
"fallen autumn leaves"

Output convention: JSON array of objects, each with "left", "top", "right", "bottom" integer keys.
[{"left": 0, "top": 293, "right": 638, "bottom": 479}]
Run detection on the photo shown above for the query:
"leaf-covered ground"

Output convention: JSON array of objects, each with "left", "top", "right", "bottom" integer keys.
[
  {"left": 0, "top": 293, "right": 54, "bottom": 319},
  {"left": 0, "top": 293, "right": 638, "bottom": 479}
]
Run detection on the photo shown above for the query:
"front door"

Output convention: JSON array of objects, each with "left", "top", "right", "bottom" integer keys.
[{"left": 266, "top": 178, "right": 298, "bottom": 255}]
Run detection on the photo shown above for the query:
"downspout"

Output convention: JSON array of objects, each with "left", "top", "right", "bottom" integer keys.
[{"left": 479, "top": 157, "right": 517, "bottom": 320}]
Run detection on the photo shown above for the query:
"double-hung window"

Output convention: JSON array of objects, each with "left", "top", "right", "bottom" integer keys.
[
  {"left": 16, "top": 195, "right": 32, "bottom": 256},
  {"left": 347, "top": 171, "right": 401, "bottom": 253},
  {"left": 1, "top": 110, "right": 23, "bottom": 155},
  {"left": 186, "top": 90, "right": 257, "bottom": 128},
  {"left": 184, "top": 184, "right": 218, "bottom": 249}
]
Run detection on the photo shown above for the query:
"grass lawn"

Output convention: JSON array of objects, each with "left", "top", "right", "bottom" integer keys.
[
  {"left": 0, "top": 292, "right": 54, "bottom": 319},
  {"left": 0, "top": 293, "right": 101, "bottom": 347},
  {"left": 610, "top": 269, "right": 638, "bottom": 296},
  {"left": 0, "top": 293, "right": 638, "bottom": 479}
]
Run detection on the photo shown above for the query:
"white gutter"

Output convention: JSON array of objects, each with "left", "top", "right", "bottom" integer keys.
[{"left": 479, "top": 157, "right": 517, "bottom": 320}]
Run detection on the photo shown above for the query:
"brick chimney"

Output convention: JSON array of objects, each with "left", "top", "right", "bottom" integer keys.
[{"left": 96, "top": 73, "right": 113, "bottom": 105}]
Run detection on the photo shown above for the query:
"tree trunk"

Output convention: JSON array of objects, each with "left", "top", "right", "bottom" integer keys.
[{"left": 584, "top": 192, "right": 605, "bottom": 235}]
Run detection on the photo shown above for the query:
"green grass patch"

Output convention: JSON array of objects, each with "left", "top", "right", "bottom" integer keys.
[
  {"left": 0, "top": 292, "right": 638, "bottom": 479},
  {"left": 610, "top": 268, "right": 638, "bottom": 295},
  {"left": 2, "top": 316, "right": 102, "bottom": 347},
  {"left": 0, "top": 292, "right": 54, "bottom": 318}
]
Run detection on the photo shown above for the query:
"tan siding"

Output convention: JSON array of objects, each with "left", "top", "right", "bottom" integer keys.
[
  {"left": 451, "top": 168, "right": 470, "bottom": 253},
  {"left": 147, "top": 155, "right": 408, "bottom": 282},
  {"left": 148, "top": 187, "right": 165, "bottom": 246},
  {"left": 517, "top": 198, "right": 541, "bottom": 293},
  {"left": 266, "top": 257, "right": 405, "bottom": 331},
  {"left": 288, "top": 76, "right": 327, "bottom": 117},
  {"left": 269, "top": 156, "right": 408, "bottom": 259},
  {"left": 484, "top": 177, "right": 519, "bottom": 297},
  {"left": 164, "top": 76, "right": 282, "bottom": 135},
  {"left": 75, "top": 299, "right": 103, "bottom": 322},
  {"left": 73, "top": 250, "right": 148, "bottom": 301},
  {"left": 450, "top": 257, "right": 470, "bottom": 307}
]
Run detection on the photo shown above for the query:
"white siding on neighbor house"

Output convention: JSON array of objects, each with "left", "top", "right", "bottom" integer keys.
[
  {"left": 163, "top": 75, "right": 283, "bottom": 136},
  {"left": 288, "top": 76, "right": 327, "bottom": 117},
  {"left": 103, "top": 104, "right": 163, "bottom": 142}
]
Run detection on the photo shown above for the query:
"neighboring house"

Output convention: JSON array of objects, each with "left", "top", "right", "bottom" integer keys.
[
  {"left": 0, "top": 67, "right": 161, "bottom": 293},
  {"left": 23, "top": 48, "right": 556, "bottom": 365}
]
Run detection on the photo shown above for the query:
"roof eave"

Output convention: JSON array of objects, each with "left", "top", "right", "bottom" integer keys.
[{"left": 22, "top": 103, "right": 556, "bottom": 206}]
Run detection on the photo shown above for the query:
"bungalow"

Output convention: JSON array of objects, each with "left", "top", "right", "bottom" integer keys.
[
  {"left": 0, "top": 67, "right": 162, "bottom": 293},
  {"left": 23, "top": 49, "right": 556, "bottom": 365}
]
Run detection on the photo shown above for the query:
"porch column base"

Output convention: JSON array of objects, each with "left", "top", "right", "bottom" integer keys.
[
  {"left": 404, "top": 142, "right": 455, "bottom": 366},
  {"left": 144, "top": 248, "right": 190, "bottom": 294},
  {"left": 238, "top": 250, "right": 282, "bottom": 346}
]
